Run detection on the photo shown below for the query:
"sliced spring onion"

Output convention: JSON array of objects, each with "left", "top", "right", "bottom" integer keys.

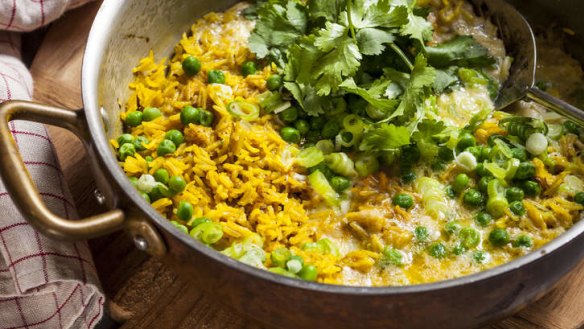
[
  {"left": 315, "top": 140, "right": 335, "bottom": 155},
  {"left": 455, "top": 151, "right": 477, "bottom": 172},
  {"left": 525, "top": 133, "right": 548, "bottom": 155},
  {"left": 335, "top": 130, "right": 357, "bottom": 148},
  {"left": 189, "top": 222, "right": 223, "bottom": 245},
  {"left": 227, "top": 100, "right": 260, "bottom": 121},
  {"left": 258, "top": 91, "right": 290, "bottom": 114},
  {"left": 342, "top": 114, "right": 365, "bottom": 134},
  {"left": 307, "top": 170, "right": 340, "bottom": 206},
  {"left": 137, "top": 174, "right": 158, "bottom": 193},
  {"left": 296, "top": 147, "right": 325, "bottom": 168},
  {"left": 486, "top": 179, "right": 508, "bottom": 218},
  {"left": 355, "top": 154, "right": 380, "bottom": 177},
  {"left": 325, "top": 152, "right": 358, "bottom": 178},
  {"left": 415, "top": 177, "right": 449, "bottom": 220}
]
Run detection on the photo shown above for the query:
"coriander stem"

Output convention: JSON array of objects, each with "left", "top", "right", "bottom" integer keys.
[
  {"left": 390, "top": 43, "right": 414, "bottom": 71},
  {"left": 346, "top": 0, "right": 356, "bottom": 40}
]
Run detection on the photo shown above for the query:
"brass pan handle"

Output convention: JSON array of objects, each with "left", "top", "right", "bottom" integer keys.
[{"left": 0, "top": 100, "right": 124, "bottom": 240}]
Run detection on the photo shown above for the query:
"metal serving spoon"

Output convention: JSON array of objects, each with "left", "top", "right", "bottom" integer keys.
[{"left": 470, "top": 0, "right": 584, "bottom": 125}]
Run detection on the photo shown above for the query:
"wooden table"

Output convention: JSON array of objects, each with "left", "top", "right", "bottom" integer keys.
[{"left": 28, "top": 2, "right": 584, "bottom": 328}]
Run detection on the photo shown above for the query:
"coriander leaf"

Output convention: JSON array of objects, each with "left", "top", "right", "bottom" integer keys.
[
  {"left": 284, "top": 36, "right": 320, "bottom": 83},
  {"left": 400, "top": 7, "right": 433, "bottom": 44},
  {"left": 384, "top": 54, "right": 436, "bottom": 121},
  {"left": 356, "top": 28, "right": 395, "bottom": 56},
  {"left": 412, "top": 119, "right": 447, "bottom": 160},
  {"left": 340, "top": 78, "right": 399, "bottom": 111},
  {"left": 350, "top": 0, "right": 408, "bottom": 29},
  {"left": 359, "top": 123, "right": 411, "bottom": 151},
  {"left": 426, "top": 36, "right": 496, "bottom": 67},
  {"left": 248, "top": 1, "right": 308, "bottom": 65},
  {"left": 433, "top": 67, "right": 459, "bottom": 93},
  {"left": 283, "top": 82, "right": 330, "bottom": 116},
  {"left": 313, "top": 36, "right": 362, "bottom": 95},
  {"left": 314, "top": 22, "right": 348, "bottom": 52},
  {"left": 307, "top": 0, "right": 346, "bottom": 24}
]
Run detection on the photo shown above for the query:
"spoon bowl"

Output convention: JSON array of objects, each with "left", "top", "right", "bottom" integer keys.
[{"left": 472, "top": 0, "right": 584, "bottom": 124}]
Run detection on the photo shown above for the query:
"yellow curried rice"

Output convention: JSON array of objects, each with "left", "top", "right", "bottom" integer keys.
[{"left": 115, "top": 2, "right": 584, "bottom": 286}]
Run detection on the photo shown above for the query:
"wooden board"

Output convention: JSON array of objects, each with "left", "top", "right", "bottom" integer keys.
[{"left": 28, "top": 3, "right": 584, "bottom": 329}]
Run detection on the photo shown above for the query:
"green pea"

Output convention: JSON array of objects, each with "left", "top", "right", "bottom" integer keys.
[
  {"left": 475, "top": 163, "right": 491, "bottom": 177},
  {"left": 431, "top": 161, "right": 446, "bottom": 171},
  {"left": 182, "top": 56, "right": 202, "bottom": 76},
  {"left": 199, "top": 109, "right": 214, "bottom": 127},
  {"left": 511, "top": 148, "right": 527, "bottom": 161},
  {"left": 133, "top": 136, "right": 149, "bottom": 151},
  {"left": 208, "top": 70, "right": 225, "bottom": 84},
  {"left": 414, "top": 226, "right": 428, "bottom": 241},
  {"left": 478, "top": 176, "right": 492, "bottom": 193},
  {"left": 463, "top": 188, "right": 484, "bottom": 207},
  {"left": 452, "top": 173, "right": 470, "bottom": 193},
  {"left": 145, "top": 155, "right": 154, "bottom": 162},
  {"left": 522, "top": 180, "right": 541, "bottom": 197},
  {"left": 381, "top": 247, "right": 403, "bottom": 266},
  {"left": 310, "top": 116, "right": 326, "bottom": 130},
  {"left": 506, "top": 187, "right": 524, "bottom": 202},
  {"left": 563, "top": 120, "right": 579, "bottom": 135},
  {"left": 459, "top": 227, "right": 480, "bottom": 249},
  {"left": 475, "top": 211, "right": 493, "bottom": 227},
  {"left": 271, "top": 248, "right": 292, "bottom": 268},
  {"left": 514, "top": 162, "right": 536, "bottom": 180},
  {"left": 280, "top": 127, "right": 301, "bottom": 143},
  {"left": 177, "top": 201, "right": 194, "bottom": 221},
  {"left": 266, "top": 74, "right": 283, "bottom": 91},
  {"left": 456, "top": 132, "right": 476, "bottom": 151},
  {"left": 165, "top": 129, "right": 185, "bottom": 147},
  {"left": 279, "top": 107, "right": 298, "bottom": 123},
  {"left": 169, "top": 175, "right": 187, "bottom": 193},
  {"left": 489, "top": 228, "right": 510, "bottom": 247},
  {"left": 191, "top": 217, "right": 211, "bottom": 228},
  {"left": 444, "top": 221, "right": 462, "bottom": 236},
  {"left": 509, "top": 201, "right": 525, "bottom": 216},
  {"left": 452, "top": 244, "right": 466, "bottom": 255},
  {"left": 480, "top": 147, "right": 492, "bottom": 162},
  {"left": 153, "top": 169, "right": 169, "bottom": 185},
  {"left": 465, "top": 146, "right": 482, "bottom": 159},
  {"left": 428, "top": 242, "right": 447, "bottom": 259},
  {"left": 330, "top": 176, "right": 351, "bottom": 192},
  {"left": 308, "top": 163, "right": 335, "bottom": 180},
  {"left": 512, "top": 234, "right": 533, "bottom": 248},
  {"left": 125, "top": 111, "right": 143, "bottom": 127},
  {"left": 298, "top": 264, "right": 318, "bottom": 281},
  {"left": 574, "top": 192, "right": 584, "bottom": 205},
  {"left": 400, "top": 144, "right": 421, "bottom": 165},
  {"left": 180, "top": 106, "right": 201, "bottom": 125},
  {"left": 141, "top": 192, "right": 151, "bottom": 203},
  {"left": 142, "top": 107, "right": 162, "bottom": 121},
  {"left": 295, "top": 119, "right": 310, "bottom": 136},
  {"left": 117, "top": 133, "right": 134, "bottom": 146},
  {"left": 473, "top": 250, "right": 488, "bottom": 264},
  {"left": 438, "top": 146, "right": 454, "bottom": 162},
  {"left": 241, "top": 61, "right": 257, "bottom": 77},
  {"left": 393, "top": 193, "right": 414, "bottom": 209},
  {"left": 321, "top": 121, "right": 341, "bottom": 139},
  {"left": 148, "top": 185, "right": 164, "bottom": 202},
  {"left": 119, "top": 143, "right": 136, "bottom": 161},
  {"left": 157, "top": 139, "right": 176, "bottom": 156},
  {"left": 445, "top": 185, "right": 456, "bottom": 199},
  {"left": 401, "top": 169, "right": 416, "bottom": 184}
]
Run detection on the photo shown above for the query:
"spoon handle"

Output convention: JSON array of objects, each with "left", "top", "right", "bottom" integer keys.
[{"left": 526, "top": 87, "right": 584, "bottom": 125}]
